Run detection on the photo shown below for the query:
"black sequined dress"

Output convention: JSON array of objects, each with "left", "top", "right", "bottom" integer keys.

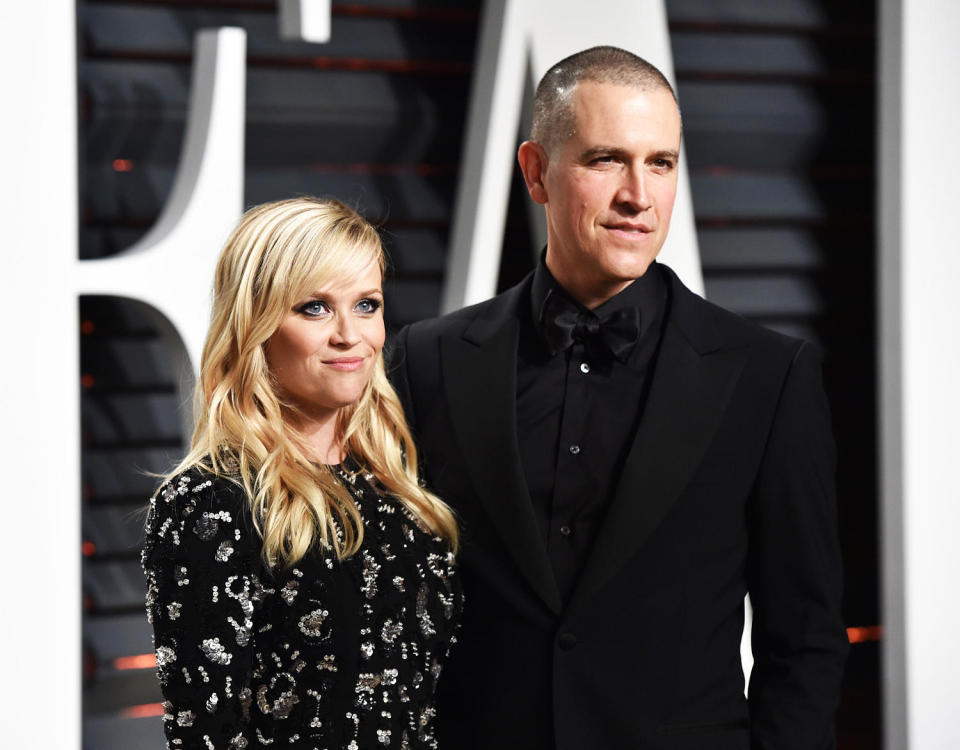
[{"left": 142, "top": 464, "right": 463, "bottom": 749}]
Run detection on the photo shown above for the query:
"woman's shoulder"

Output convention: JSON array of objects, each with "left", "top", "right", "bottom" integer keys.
[
  {"left": 154, "top": 463, "right": 247, "bottom": 511},
  {"left": 145, "top": 463, "right": 253, "bottom": 552}
]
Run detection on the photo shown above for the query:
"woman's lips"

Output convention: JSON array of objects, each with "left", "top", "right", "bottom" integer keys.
[{"left": 323, "top": 357, "right": 365, "bottom": 371}]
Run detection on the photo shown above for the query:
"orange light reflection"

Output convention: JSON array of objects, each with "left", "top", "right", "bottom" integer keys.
[
  {"left": 122, "top": 702, "right": 164, "bottom": 719},
  {"left": 114, "top": 653, "right": 157, "bottom": 671},
  {"left": 847, "top": 625, "right": 883, "bottom": 643}
]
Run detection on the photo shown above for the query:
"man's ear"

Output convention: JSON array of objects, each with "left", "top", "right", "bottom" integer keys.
[{"left": 517, "top": 140, "right": 549, "bottom": 205}]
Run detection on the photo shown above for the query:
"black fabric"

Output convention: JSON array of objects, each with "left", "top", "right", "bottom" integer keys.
[
  {"left": 517, "top": 260, "right": 666, "bottom": 602},
  {"left": 389, "top": 263, "right": 847, "bottom": 750},
  {"left": 142, "top": 464, "right": 463, "bottom": 749},
  {"left": 537, "top": 290, "right": 641, "bottom": 363}
]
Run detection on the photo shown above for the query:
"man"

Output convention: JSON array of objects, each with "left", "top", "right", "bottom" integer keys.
[{"left": 390, "top": 46, "right": 847, "bottom": 750}]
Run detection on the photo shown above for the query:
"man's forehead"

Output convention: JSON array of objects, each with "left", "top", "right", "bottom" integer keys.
[
  {"left": 571, "top": 79, "right": 678, "bottom": 115},
  {"left": 566, "top": 82, "right": 681, "bottom": 146}
]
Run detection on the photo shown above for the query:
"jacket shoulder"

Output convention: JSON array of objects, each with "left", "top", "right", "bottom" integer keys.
[
  {"left": 404, "top": 289, "right": 516, "bottom": 343},
  {"left": 706, "top": 294, "right": 806, "bottom": 352},
  {"left": 664, "top": 265, "right": 812, "bottom": 363}
]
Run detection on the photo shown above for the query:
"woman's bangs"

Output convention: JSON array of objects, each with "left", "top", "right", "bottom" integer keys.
[{"left": 289, "top": 235, "right": 381, "bottom": 304}]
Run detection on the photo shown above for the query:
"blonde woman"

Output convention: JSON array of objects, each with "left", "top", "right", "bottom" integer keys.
[{"left": 142, "top": 197, "right": 462, "bottom": 749}]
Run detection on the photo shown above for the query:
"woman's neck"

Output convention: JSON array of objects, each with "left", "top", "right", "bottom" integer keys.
[{"left": 289, "top": 407, "right": 343, "bottom": 464}]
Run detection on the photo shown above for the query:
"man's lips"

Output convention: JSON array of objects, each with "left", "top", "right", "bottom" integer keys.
[
  {"left": 323, "top": 357, "right": 365, "bottom": 371},
  {"left": 603, "top": 222, "right": 653, "bottom": 235}
]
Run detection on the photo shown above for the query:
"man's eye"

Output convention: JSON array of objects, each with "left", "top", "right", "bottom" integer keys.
[
  {"left": 591, "top": 155, "right": 615, "bottom": 165},
  {"left": 297, "top": 300, "right": 330, "bottom": 317},
  {"left": 355, "top": 298, "right": 382, "bottom": 315},
  {"left": 652, "top": 159, "right": 674, "bottom": 170}
]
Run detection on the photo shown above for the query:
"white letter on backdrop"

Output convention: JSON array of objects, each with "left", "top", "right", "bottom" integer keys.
[
  {"left": 278, "top": 0, "right": 332, "bottom": 43},
  {"left": 76, "top": 27, "right": 247, "bottom": 384}
]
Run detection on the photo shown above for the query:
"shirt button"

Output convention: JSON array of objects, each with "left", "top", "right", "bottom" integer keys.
[
  {"left": 558, "top": 632, "right": 578, "bottom": 650},
  {"left": 569, "top": 444, "right": 581, "bottom": 455},
  {"left": 580, "top": 362, "right": 590, "bottom": 374},
  {"left": 559, "top": 525, "right": 572, "bottom": 536}
]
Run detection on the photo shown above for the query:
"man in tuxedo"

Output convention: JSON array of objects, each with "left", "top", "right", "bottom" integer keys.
[{"left": 390, "top": 46, "right": 847, "bottom": 750}]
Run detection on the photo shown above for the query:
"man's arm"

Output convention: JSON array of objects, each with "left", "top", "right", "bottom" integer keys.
[{"left": 746, "top": 341, "right": 848, "bottom": 749}]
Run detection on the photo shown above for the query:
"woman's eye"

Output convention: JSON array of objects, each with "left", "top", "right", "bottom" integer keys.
[
  {"left": 297, "top": 300, "right": 330, "bottom": 317},
  {"left": 355, "top": 298, "right": 382, "bottom": 315}
]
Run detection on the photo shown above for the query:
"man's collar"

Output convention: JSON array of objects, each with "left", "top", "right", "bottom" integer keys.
[{"left": 530, "top": 251, "right": 666, "bottom": 346}]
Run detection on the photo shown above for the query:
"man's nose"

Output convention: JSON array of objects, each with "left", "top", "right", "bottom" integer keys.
[{"left": 615, "top": 169, "right": 652, "bottom": 212}]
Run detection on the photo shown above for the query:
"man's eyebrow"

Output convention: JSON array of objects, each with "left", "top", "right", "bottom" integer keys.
[
  {"left": 650, "top": 149, "right": 680, "bottom": 162},
  {"left": 580, "top": 146, "right": 629, "bottom": 161},
  {"left": 579, "top": 147, "right": 680, "bottom": 162}
]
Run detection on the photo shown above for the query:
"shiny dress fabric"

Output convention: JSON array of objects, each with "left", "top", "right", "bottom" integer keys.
[{"left": 142, "top": 465, "right": 463, "bottom": 749}]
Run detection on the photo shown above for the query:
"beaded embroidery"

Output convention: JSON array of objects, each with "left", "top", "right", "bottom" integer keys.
[{"left": 143, "top": 465, "right": 462, "bottom": 749}]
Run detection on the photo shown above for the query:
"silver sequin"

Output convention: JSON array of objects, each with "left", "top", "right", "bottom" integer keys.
[
  {"left": 298, "top": 608, "right": 330, "bottom": 638},
  {"left": 200, "top": 638, "right": 232, "bottom": 666},
  {"left": 156, "top": 646, "right": 177, "bottom": 667},
  {"left": 381, "top": 619, "right": 402, "bottom": 645},
  {"left": 280, "top": 580, "right": 299, "bottom": 605}
]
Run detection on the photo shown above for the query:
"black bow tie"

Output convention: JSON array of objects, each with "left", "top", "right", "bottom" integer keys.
[{"left": 539, "top": 289, "right": 641, "bottom": 363}]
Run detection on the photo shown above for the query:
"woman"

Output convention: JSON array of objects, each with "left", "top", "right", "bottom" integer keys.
[{"left": 142, "top": 197, "right": 462, "bottom": 749}]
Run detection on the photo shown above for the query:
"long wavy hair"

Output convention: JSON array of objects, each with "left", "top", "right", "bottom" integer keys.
[{"left": 171, "top": 197, "right": 458, "bottom": 566}]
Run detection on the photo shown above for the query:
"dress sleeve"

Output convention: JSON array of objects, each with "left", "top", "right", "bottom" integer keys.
[{"left": 142, "top": 469, "right": 265, "bottom": 750}]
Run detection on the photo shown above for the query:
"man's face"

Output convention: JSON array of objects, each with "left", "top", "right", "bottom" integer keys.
[{"left": 537, "top": 82, "right": 682, "bottom": 306}]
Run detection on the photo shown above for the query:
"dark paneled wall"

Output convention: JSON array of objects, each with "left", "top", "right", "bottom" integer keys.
[{"left": 78, "top": 1, "right": 878, "bottom": 747}]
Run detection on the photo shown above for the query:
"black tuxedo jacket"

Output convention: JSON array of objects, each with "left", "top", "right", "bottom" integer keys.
[{"left": 390, "top": 264, "right": 847, "bottom": 750}]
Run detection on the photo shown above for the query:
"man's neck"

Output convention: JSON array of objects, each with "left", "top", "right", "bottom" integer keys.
[{"left": 544, "top": 262, "right": 637, "bottom": 310}]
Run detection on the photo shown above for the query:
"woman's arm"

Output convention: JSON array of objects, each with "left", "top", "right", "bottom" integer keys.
[{"left": 142, "top": 468, "right": 264, "bottom": 749}]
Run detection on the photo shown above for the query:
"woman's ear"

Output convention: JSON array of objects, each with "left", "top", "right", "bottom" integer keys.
[{"left": 517, "top": 140, "right": 549, "bottom": 205}]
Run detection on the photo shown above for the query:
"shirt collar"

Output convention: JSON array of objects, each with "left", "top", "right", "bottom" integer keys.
[{"left": 530, "top": 251, "right": 666, "bottom": 351}]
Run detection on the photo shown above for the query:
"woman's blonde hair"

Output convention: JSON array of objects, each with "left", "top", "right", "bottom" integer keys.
[{"left": 172, "top": 196, "right": 457, "bottom": 565}]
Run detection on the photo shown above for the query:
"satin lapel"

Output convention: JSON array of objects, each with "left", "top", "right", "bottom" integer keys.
[
  {"left": 566, "top": 316, "right": 747, "bottom": 615},
  {"left": 441, "top": 316, "right": 563, "bottom": 615}
]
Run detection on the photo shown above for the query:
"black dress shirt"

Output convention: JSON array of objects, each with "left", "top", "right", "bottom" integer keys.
[{"left": 516, "top": 259, "right": 668, "bottom": 603}]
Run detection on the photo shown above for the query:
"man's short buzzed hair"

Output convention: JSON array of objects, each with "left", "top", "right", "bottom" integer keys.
[{"left": 530, "top": 45, "right": 678, "bottom": 152}]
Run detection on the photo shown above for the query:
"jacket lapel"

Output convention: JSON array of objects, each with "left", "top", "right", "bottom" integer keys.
[
  {"left": 566, "top": 270, "right": 747, "bottom": 615},
  {"left": 440, "top": 281, "right": 563, "bottom": 615}
]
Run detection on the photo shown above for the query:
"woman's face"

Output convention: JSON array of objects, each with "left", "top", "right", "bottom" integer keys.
[{"left": 266, "top": 261, "right": 385, "bottom": 424}]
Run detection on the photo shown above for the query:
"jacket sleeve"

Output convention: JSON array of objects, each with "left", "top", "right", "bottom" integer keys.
[
  {"left": 746, "top": 342, "right": 848, "bottom": 749},
  {"left": 142, "top": 469, "right": 264, "bottom": 749}
]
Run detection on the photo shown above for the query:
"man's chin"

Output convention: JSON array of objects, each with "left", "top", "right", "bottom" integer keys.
[{"left": 602, "top": 254, "right": 658, "bottom": 282}]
